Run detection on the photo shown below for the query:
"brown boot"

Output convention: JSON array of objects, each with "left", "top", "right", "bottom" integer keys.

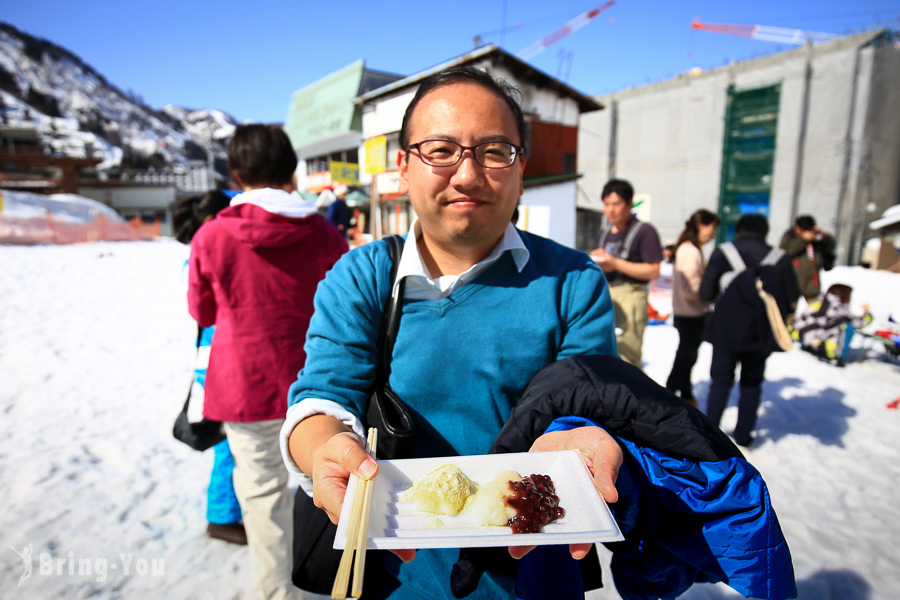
[{"left": 207, "top": 522, "right": 248, "bottom": 545}]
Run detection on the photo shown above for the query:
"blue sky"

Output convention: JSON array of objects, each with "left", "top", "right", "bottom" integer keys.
[{"left": 4, "top": 0, "right": 898, "bottom": 123}]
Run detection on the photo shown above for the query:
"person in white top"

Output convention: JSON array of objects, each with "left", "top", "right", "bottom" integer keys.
[{"left": 665, "top": 209, "right": 720, "bottom": 406}]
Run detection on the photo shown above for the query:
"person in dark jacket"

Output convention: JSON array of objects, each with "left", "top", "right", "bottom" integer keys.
[
  {"left": 327, "top": 182, "right": 352, "bottom": 239},
  {"left": 779, "top": 214, "right": 836, "bottom": 302},
  {"left": 699, "top": 214, "right": 800, "bottom": 447}
]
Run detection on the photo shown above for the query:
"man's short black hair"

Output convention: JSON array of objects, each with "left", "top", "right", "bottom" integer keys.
[
  {"left": 795, "top": 215, "right": 816, "bottom": 231},
  {"left": 736, "top": 214, "right": 769, "bottom": 237},
  {"left": 398, "top": 66, "right": 528, "bottom": 156},
  {"left": 601, "top": 179, "right": 634, "bottom": 203},
  {"left": 228, "top": 124, "right": 298, "bottom": 188}
]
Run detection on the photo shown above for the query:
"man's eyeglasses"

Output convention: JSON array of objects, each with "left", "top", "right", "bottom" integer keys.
[{"left": 406, "top": 140, "right": 523, "bottom": 169}]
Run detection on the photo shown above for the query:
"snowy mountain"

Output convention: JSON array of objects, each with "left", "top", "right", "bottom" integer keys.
[{"left": 0, "top": 22, "right": 238, "bottom": 180}]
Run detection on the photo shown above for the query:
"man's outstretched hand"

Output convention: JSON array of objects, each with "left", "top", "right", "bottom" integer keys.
[
  {"left": 508, "top": 426, "right": 622, "bottom": 560},
  {"left": 308, "top": 429, "right": 416, "bottom": 563}
]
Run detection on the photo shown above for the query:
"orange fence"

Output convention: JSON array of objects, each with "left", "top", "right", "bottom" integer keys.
[
  {"left": 0, "top": 210, "right": 156, "bottom": 245},
  {"left": 128, "top": 215, "right": 161, "bottom": 238}
]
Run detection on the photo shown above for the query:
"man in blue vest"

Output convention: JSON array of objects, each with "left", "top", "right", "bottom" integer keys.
[{"left": 590, "top": 179, "right": 663, "bottom": 368}]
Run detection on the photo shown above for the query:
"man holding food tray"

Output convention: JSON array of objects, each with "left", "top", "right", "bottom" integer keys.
[{"left": 280, "top": 67, "right": 622, "bottom": 599}]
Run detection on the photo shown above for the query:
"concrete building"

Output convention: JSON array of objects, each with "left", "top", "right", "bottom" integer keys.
[
  {"left": 356, "top": 44, "right": 603, "bottom": 249},
  {"left": 578, "top": 29, "right": 900, "bottom": 264},
  {"left": 78, "top": 183, "right": 177, "bottom": 237},
  {"left": 0, "top": 124, "right": 102, "bottom": 194}
]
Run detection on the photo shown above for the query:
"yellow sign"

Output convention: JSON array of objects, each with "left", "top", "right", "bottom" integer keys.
[
  {"left": 330, "top": 161, "right": 360, "bottom": 185},
  {"left": 364, "top": 135, "right": 387, "bottom": 175}
]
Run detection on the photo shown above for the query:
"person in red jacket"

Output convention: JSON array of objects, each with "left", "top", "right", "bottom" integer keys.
[{"left": 188, "top": 123, "right": 347, "bottom": 600}]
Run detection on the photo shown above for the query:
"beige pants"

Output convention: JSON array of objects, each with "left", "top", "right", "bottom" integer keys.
[
  {"left": 224, "top": 420, "right": 301, "bottom": 600},
  {"left": 608, "top": 281, "right": 649, "bottom": 368}
]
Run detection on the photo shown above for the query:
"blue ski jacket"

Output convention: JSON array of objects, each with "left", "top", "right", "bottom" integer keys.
[{"left": 459, "top": 355, "right": 797, "bottom": 600}]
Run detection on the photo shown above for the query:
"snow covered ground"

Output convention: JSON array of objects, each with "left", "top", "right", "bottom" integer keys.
[{"left": 1, "top": 239, "right": 898, "bottom": 600}]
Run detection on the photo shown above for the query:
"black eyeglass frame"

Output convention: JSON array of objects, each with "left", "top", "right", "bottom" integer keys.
[{"left": 405, "top": 140, "right": 524, "bottom": 169}]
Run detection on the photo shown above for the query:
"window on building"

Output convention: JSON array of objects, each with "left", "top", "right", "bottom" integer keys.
[
  {"left": 306, "top": 157, "right": 328, "bottom": 174},
  {"left": 330, "top": 149, "right": 359, "bottom": 165},
  {"left": 385, "top": 133, "right": 401, "bottom": 171}
]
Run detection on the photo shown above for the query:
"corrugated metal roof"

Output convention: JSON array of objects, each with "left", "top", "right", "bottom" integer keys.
[{"left": 352, "top": 45, "right": 603, "bottom": 113}]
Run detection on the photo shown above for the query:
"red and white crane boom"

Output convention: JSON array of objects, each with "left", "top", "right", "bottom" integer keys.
[
  {"left": 518, "top": 2, "right": 615, "bottom": 61},
  {"left": 691, "top": 20, "right": 838, "bottom": 45}
]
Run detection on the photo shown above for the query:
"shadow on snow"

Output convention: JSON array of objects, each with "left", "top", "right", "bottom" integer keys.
[{"left": 692, "top": 377, "right": 854, "bottom": 448}]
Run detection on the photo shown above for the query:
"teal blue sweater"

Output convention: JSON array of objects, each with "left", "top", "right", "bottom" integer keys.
[{"left": 289, "top": 230, "right": 617, "bottom": 599}]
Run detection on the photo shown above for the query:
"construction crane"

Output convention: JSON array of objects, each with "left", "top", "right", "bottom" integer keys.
[
  {"left": 691, "top": 20, "right": 838, "bottom": 45},
  {"left": 517, "top": 2, "right": 615, "bottom": 61}
]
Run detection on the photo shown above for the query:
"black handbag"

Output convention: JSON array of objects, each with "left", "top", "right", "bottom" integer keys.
[
  {"left": 365, "top": 234, "right": 415, "bottom": 459},
  {"left": 292, "top": 234, "right": 413, "bottom": 594},
  {"left": 172, "top": 326, "right": 226, "bottom": 452}
]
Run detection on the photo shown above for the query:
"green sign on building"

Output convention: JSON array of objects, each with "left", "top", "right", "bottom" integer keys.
[{"left": 284, "top": 60, "right": 365, "bottom": 149}]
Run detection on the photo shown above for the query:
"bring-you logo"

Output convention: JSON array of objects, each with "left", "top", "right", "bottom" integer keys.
[{"left": 9, "top": 544, "right": 164, "bottom": 585}]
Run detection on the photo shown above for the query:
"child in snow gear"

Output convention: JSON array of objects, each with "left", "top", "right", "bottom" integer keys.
[
  {"left": 173, "top": 190, "right": 246, "bottom": 545},
  {"left": 790, "top": 283, "right": 873, "bottom": 366}
]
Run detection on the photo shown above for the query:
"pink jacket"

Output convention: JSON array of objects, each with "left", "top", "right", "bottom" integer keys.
[
  {"left": 672, "top": 242, "right": 710, "bottom": 317},
  {"left": 188, "top": 200, "right": 348, "bottom": 422}
]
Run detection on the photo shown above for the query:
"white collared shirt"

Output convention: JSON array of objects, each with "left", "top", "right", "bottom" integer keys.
[{"left": 396, "top": 219, "right": 530, "bottom": 301}]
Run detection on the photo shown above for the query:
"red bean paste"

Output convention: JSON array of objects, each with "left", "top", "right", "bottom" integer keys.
[{"left": 505, "top": 474, "right": 565, "bottom": 534}]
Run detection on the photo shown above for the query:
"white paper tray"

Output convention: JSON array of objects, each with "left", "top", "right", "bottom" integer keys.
[{"left": 333, "top": 450, "right": 623, "bottom": 550}]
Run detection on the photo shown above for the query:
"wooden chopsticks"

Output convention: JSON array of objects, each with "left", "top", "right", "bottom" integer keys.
[{"left": 332, "top": 427, "right": 378, "bottom": 599}]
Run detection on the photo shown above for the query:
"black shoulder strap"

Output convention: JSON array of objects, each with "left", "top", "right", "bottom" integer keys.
[{"left": 376, "top": 235, "right": 405, "bottom": 383}]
